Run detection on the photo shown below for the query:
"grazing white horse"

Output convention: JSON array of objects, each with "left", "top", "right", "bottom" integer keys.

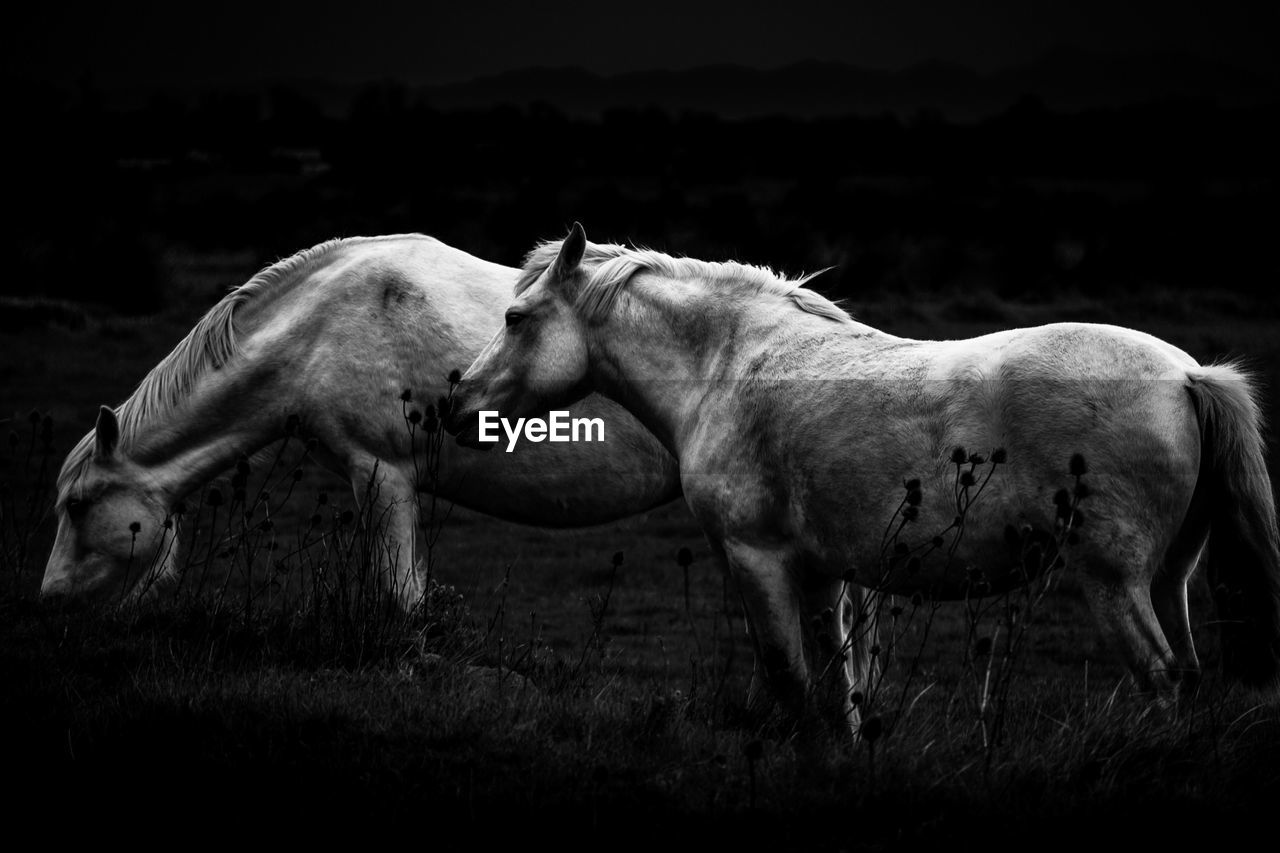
[
  {"left": 41, "top": 234, "right": 681, "bottom": 609},
  {"left": 447, "top": 223, "right": 1280, "bottom": 732}
]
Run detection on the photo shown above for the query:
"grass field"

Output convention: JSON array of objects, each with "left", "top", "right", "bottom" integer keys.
[{"left": 3, "top": 253, "right": 1280, "bottom": 848}]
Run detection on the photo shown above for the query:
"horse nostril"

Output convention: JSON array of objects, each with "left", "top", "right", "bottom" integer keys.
[{"left": 443, "top": 410, "right": 464, "bottom": 435}]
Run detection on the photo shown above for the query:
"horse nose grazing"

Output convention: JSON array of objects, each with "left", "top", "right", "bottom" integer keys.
[
  {"left": 39, "top": 576, "right": 71, "bottom": 602},
  {"left": 442, "top": 393, "right": 473, "bottom": 436}
]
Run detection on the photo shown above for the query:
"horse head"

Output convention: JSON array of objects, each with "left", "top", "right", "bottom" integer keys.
[
  {"left": 447, "top": 222, "right": 594, "bottom": 443},
  {"left": 42, "top": 406, "right": 176, "bottom": 603}
]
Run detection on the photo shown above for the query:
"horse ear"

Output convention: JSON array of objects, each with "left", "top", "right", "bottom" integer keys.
[
  {"left": 551, "top": 222, "right": 587, "bottom": 281},
  {"left": 94, "top": 405, "right": 119, "bottom": 458}
]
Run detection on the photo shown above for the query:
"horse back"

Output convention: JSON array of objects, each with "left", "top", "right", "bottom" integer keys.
[{"left": 690, "top": 321, "right": 1204, "bottom": 586}]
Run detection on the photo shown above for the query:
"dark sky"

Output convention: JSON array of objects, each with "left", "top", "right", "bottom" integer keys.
[{"left": 10, "top": 0, "right": 1278, "bottom": 88}]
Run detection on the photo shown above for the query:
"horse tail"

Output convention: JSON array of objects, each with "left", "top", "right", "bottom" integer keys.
[{"left": 1185, "top": 363, "right": 1280, "bottom": 690}]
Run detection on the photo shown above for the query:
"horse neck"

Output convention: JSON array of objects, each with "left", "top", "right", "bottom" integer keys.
[
  {"left": 585, "top": 279, "right": 891, "bottom": 456},
  {"left": 121, "top": 342, "right": 293, "bottom": 507},
  {"left": 585, "top": 282, "right": 750, "bottom": 455}
]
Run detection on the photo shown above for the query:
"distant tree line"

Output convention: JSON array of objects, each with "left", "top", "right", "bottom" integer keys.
[{"left": 7, "top": 81, "right": 1277, "bottom": 313}]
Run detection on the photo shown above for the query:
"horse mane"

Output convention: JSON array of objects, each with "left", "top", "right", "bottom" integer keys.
[
  {"left": 56, "top": 234, "right": 431, "bottom": 499},
  {"left": 515, "top": 239, "right": 853, "bottom": 325}
]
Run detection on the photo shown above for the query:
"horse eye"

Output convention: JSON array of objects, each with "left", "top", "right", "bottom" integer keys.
[
  {"left": 65, "top": 498, "right": 88, "bottom": 515},
  {"left": 505, "top": 312, "right": 527, "bottom": 329}
]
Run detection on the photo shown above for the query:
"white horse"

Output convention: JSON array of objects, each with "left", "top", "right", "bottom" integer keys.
[
  {"left": 41, "top": 235, "right": 682, "bottom": 609},
  {"left": 447, "top": 223, "right": 1280, "bottom": 732}
]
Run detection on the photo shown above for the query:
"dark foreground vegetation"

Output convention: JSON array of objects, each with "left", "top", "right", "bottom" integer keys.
[{"left": 6, "top": 584, "right": 1280, "bottom": 849}]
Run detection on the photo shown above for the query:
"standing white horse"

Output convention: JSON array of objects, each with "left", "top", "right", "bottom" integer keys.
[
  {"left": 447, "top": 223, "right": 1280, "bottom": 731},
  {"left": 41, "top": 234, "right": 682, "bottom": 609}
]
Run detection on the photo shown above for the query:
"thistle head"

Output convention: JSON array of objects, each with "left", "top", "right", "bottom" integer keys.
[
  {"left": 860, "top": 716, "right": 884, "bottom": 743},
  {"left": 1069, "top": 453, "right": 1088, "bottom": 477}
]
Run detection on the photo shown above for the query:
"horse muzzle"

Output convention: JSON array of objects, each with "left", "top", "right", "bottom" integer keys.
[{"left": 443, "top": 407, "right": 496, "bottom": 451}]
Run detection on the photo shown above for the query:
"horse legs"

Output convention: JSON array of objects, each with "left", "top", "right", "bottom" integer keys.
[
  {"left": 803, "top": 575, "right": 862, "bottom": 733},
  {"left": 348, "top": 458, "right": 423, "bottom": 612},
  {"left": 704, "top": 541, "right": 769, "bottom": 711},
  {"left": 722, "top": 541, "right": 811, "bottom": 727},
  {"left": 841, "top": 584, "right": 879, "bottom": 718},
  {"left": 1080, "top": 572, "right": 1181, "bottom": 703},
  {"left": 1150, "top": 488, "right": 1211, "bottom": 697},
  {"left": 1151, "top": 541, "right": 1207, "bottom": 697}
]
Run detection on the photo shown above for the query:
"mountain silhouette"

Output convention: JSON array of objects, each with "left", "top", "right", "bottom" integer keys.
[
  {"left": 416, "top": 47, "right": 1278, "bottom": 118},
  {"left": 60, "top": 46, "right": 1279, "bottom": 120}
]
